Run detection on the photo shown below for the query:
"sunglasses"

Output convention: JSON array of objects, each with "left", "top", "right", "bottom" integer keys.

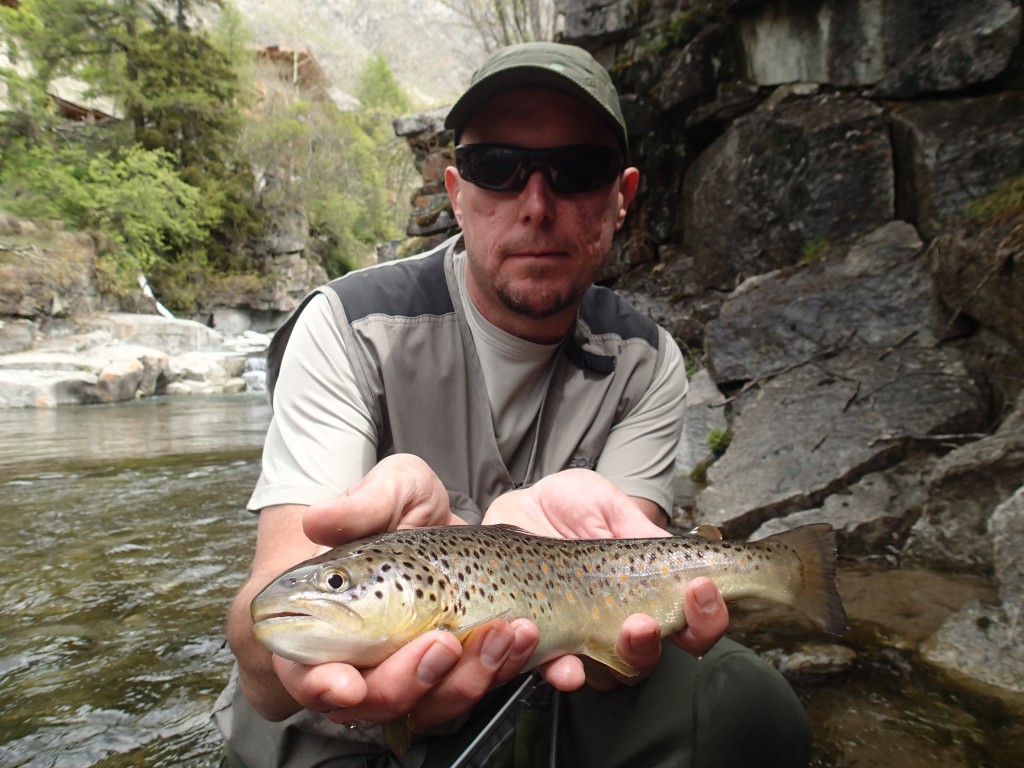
[{"left": 454, "top": 144, "right": 625, "bottom": 194}]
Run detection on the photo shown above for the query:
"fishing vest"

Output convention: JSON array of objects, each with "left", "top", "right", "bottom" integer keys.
[{"left": 265, "top": 235, "right": 666, "bottom": 523}]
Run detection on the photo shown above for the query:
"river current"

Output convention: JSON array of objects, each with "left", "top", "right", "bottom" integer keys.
[{"left": 0, "top": 395, "right": 271, "bottom": 767}]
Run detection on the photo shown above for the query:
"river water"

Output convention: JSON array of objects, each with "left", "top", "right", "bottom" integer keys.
[
  {"left": 0, "top": 395, "right": 270, "bottom": 768},
  {"left": 0, "top": 396, "right": 1020, "bottom": 768}
]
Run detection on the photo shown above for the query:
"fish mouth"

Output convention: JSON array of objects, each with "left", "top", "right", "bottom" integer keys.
[{"left": 252, "top": 600, "right": 362, "bottom": 628}]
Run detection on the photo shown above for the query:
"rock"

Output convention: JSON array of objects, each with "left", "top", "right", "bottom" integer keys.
[
  {"left": 0, "top": 231, "right": 99, "bottom": 319},
  {"left": 837, "top": 563, "right": 997, "bottom": 651},
  {"left": 560, "top": 0, "right": 633, "bottom": 44},
  {"left": 737, "top": 0, "right": 1021, "bottom": 93},
  {"left": 930, "top": 203, "right": 1024, "bottom": 350},
  {"left": 683, "top": 94, "right": 894, "bottom": 290},
  {"left": 0, "top": 319, "right": 36, "bottom": 354},
  {"left": 674, "top": 369, "right": 729, "bottom": 476},
  {"left": 706, "top": 221, "right": 927, "bottom": 384},
  {"left": 655, "top": 25, "right": 726, "bottom": 110},
  {"left": 0, "top": 311, "right": 267, "bottom": 407},
  {"left": 165, "top": 350, "right": 248, "bottom": 396},
  {"left": 77, "top": 313, "right": 222, "bottom": 354},
  {"left": 874, "top": 1, "right": 1022, "bottom": 97},
  {"left": 990, "top": 484, "right": 1024, "bottom": 610},
  {"left": 920, "top": 598, "right": 1024, "bottom": 698},
  {"left": 902, "top": 394, "right": 1024, "bottom": 572},
  {"left": 696, "top": 223, "right": 987, "bottom": 535},
  {"left": 697, "top": 345, "right": 983, "bottom": 535},
  {"left": 750, "top": 455, "right": 934, "bottom": 561},
  {"left": 890, "top": 92, "right": 1024, "bottom": 240},
  {"left": 0, "top": 369, "right": 98, "bottom": 408},
  {"left": 762, "top": 642, "right": 858, "bottom": 679}
]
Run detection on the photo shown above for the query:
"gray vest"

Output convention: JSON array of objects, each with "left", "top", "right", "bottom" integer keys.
[{"left": 266, "top": 235, "right": 665, "bottom": 523}]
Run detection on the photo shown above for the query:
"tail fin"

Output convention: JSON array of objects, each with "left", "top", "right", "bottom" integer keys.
[{"left": 753, "top": 523, "right": 847, "bottom": 635}]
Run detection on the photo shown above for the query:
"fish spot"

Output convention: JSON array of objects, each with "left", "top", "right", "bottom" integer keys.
[{"left": 375, "top": 590, "right": 384, "bottom": 599}]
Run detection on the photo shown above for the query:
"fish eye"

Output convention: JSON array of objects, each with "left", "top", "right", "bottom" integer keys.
[{"left": 322, "top": 569, "right": 347, "bottom": 590}]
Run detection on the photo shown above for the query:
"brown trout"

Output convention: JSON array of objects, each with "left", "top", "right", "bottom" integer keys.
[{"left": 251, "top": 521, "right": 846, "bottom": 682}]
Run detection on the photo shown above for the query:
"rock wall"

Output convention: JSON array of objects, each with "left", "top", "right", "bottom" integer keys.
[{"left": 393, "top": 0, "right": 1024, "bottom": 704}]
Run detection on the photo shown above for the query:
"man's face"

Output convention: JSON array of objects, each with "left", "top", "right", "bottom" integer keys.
[{"left": 445, "top": 87, "right": 639, "bottom": 343}]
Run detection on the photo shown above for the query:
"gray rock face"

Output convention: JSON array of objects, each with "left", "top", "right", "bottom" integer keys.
[
  {"left": 696, "top": 222, "right": 987, "bottom": 535},
  {"left": 903, "top": 395, "right": 1024, "bottom": 572},
  {"left": 705, "top": 221, "right": 928, "bottom": 384},
  {"left": 683, "top": 95, "right": 894, "bottom": 290},
  {"left": 750, "top": 455, "right": 934, "bottom": 560},
  {"left": 890, "top": 92, "right": 1024, "bottom": 240},
  {"left": 737, "top": 0, "right": 1022, "bottom": 94},
  {"left": 990, "top": 484, "right": 1024, "bottom": 611}
]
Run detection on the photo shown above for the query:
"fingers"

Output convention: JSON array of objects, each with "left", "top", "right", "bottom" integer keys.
[
  {"left": 275, "top": 630, "right": 463, "bottom": 722},
  {"left": 539, "top": 654, "right": 587, "bottom": 691},
  {"left": 407, "top": 619, "right": 539, "bottom": 731},
  {"left": 278, "top": 621, "right": 539, "bottom": 732},
  {"left": 303, "top": 454, "right": 458, "bottom": 546},
  {"left": 539, "top": 613, "right": 663, "bottom": 692},
  {"left": 670, "top": 577, "right": 729, "bottom": 657}
]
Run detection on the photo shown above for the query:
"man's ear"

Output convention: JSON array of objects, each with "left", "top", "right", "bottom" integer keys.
[
  {"left": 615, "top": 167, "right": 640, "bottom": 231},
  {"left": 444, "top": 165, "right": 464, "bottom": 229}
]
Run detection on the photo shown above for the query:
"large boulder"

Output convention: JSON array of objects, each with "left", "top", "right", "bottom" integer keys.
[
  {"left": 683, "top": 94, "right": 893, "bottom": 290},
  {"left": 696, "top": 222, "right": 988, "bottom": 535},
  {"left": 930, "top": 198, "right": 1024, "bottom": 351},
  {"left": 738, "top": 0, "right": 1021, "bottom": 94},
  {"left": 890, "top": 92, "right": 1024, "bottom": 240},
  {"left": 903, "top": 392, "right": 1024, "bottom": 571}
]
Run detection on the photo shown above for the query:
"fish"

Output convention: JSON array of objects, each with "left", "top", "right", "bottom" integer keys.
[{"left": 251, "top": 522, "right": 847, "bottom": 754}]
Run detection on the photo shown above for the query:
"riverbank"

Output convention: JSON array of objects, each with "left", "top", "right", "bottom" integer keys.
[{"left": 0, "top": 311, "right": 270, "bottom": 407}]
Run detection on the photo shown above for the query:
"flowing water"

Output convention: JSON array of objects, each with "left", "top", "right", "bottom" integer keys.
[
  {"left": 0, "top": 395, "right": 270, "bottom": 768},
  {"left": 0, "top": 395, "right": 1020, "bottom": 767}
]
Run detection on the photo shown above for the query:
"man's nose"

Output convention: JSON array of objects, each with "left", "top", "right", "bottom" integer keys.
[{"left": 518, "top": 166, "right": 557, "bottom": 221}]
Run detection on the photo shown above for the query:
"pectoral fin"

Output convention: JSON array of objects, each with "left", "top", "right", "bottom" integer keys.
[
  {"left": 690, "top": 524, "right": 723, "bottom": 541},
  {"left": 383, "top": 714, "right": 413, "bottom": 757},
  {"left": 448, "top": 609, "right": 512, "bottom": 642},
  {"left": 583, "top": 642, "right": 639, "bottom": 678}
]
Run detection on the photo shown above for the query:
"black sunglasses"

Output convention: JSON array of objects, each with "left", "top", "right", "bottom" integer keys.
[{"left": 454, "top": 144, "right": 625, "bottom": 194}]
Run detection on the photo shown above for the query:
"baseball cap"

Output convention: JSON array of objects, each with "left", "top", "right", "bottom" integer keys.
[{"left": 445, "top": 41, "right": 628, "bottom": 151}]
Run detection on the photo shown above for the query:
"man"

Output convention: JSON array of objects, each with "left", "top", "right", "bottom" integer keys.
[{"left": 215, "top": 42, "right": 812, "bottom": 768}]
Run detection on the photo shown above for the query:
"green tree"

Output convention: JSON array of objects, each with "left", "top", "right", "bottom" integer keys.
[
  {"left": 240, "top": 63, "right": 402, "bottom": 278},
  {"left": 352, "top": 53, "right": 417, "bottom": 237}
]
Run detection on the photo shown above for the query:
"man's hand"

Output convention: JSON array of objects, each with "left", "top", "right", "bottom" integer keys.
[
  {"left": 303, "top": 453, "right": 465, "bottom": 547},
  {"left": 482, "top": 469, "right": 729, "bottom": 691},
  {"left": 273, "top": 620, "right": 540, "bottom": 732},
  {"left": 233, "top": 454, "right": 540, "bottom": 731}
]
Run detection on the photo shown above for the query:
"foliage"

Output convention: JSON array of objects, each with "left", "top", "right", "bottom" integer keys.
[
  {"left": 0, "top": 140, "right": 214, "bottom": 284},
  {"left": 440, "top": 0, "right": 555, "bottom": 52},
  {"left": 240, "top": 54, "right": 412, "bottom": 277},
  {"left": 657, "top": 1, "right": 718, "bottom": 53},
  {"left": 965, "top": 176, "right": 1024, "bottom": 225},
  {"left": 0, "top": 0, "right": 419, "bottom": 308},
  {"left": 706, "top": 427, "right": 732, "bottom": 456},
  {"left": 801, "top": 236, "right": 830, "bottom": 263}
]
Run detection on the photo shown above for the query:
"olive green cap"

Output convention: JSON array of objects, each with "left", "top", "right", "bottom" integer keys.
[{"left": 445, "top": 41, "right": 628, "bottom": 151}]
